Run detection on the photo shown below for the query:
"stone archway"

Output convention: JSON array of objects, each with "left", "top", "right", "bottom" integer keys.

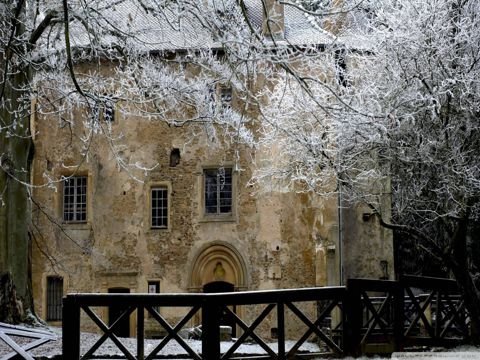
[
  {"left": 189, "top": 242, "right": 248, "bottom": 292},
  {"left": 189, "top": 242, "right": 248, "bottom": 334}
]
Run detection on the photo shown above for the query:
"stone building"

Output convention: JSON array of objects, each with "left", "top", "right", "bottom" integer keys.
[{"left": 30, "top": 0, "right": 394, "bottom": 338}]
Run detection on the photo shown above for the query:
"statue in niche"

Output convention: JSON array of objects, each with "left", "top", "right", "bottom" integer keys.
[{"left": 213, "top": 261, "right": 226, "bottom": 281}]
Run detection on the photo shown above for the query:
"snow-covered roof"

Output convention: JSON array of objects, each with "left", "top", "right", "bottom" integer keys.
[
  {"left": 66, "top": 1, "right": 215, "bottom": 52},
  {"left": 60, "top": 0, "right": 337, "bottom": 53},
  {"left": 243, "top": 0, "right": 336, "bottom": 46}
]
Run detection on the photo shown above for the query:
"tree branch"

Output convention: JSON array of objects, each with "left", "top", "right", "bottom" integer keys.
[{"left": 29, "top": 9, "right": 61, "bottom": 46}]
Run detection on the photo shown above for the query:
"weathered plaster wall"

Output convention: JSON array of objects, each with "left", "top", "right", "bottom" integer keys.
[
  {"left": 342, "top": 202, "right": 394, "bottom": 281},
  {"left": 30, "top": 100, "right": 325, "bottom": 336},
  {"left": 31, "top": 62, "right": 393, "bottom": 339}
]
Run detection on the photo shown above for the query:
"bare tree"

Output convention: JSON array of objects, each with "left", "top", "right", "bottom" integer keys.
[
  {"left": 0, "top": 0, "right": 346, "bottom": 322},
  {"left": 250, "top": 0, "right": 480, "bottom": 341},
  {"left": 7, "top": 0, "right": 479, "bottom": 342}
]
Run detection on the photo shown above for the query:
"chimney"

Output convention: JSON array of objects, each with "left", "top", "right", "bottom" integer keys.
[{"left": 261, "top": 0, "right": 284, "bottom": 40}]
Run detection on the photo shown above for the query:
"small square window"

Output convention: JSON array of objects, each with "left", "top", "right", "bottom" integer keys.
[
  {"left": 148, "top": 281, "right": 160, "bottom": 294},
  {"left": 91, "top": 95, "right": 116, "bottom": 122},
  {"left": 220, "top": 86, "right": 232, "bottom": 109},
  {"left": 151, "top": 187, "right": 168, "bottom": 228},
  {"left": 63, "top": 177, "right": 87, "bottom": 223},
  {"left": 148, "top": 281, "right": 160, "bottom": 317},
  {"left": 46, "top": 276, "right": 63, "bottom": 321}
]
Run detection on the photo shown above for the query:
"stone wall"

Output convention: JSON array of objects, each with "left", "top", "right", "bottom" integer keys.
[{"left": 30, "top": 62, "right": 393, "bottom": 339}]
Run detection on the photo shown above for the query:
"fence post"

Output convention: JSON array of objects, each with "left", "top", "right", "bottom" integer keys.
[
  {"left": 62, "top": 296, "right": 81, "bottom": 359},
  {"left": 202, "top": 296, "right": 220, "bottom": 359},
  {"left": 340, "top": 289, "right": 348, "bottom": 355},
  {"left": 137, "top": 305, "right": 145, "bottom": 360},
  {"left": 277, "top": 302, "right": 285, "bottom": 360},
  {"left": 345, "top": 279, "right": 362, "bottom": 357},
  {"left": 394, "top": 283, "right": 404, "bottom": 351}
]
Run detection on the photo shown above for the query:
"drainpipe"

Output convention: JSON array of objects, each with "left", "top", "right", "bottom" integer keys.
[{"left": 338, "top": 186, "right": 344, "bottom": 286}]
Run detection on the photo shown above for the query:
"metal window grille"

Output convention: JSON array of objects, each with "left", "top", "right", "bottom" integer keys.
[
  {"left": 63, "top": 177, "right": 87, "bottom": 222},
  {"left": 204, "top": 168, "right": 232, "bottom": 214},
  {"left": 151, "top": 187, "right": 168, "bottom": 228},
  {"left": 47, "top": 277, "right": 63, "bottom": 321}
]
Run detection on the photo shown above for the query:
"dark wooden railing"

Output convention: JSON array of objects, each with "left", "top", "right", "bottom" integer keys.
[
  {"left": 63, "top": 287, "right": 347, "bottom": 359},
  {"left": 346, "top": 278, "right": 404, "bottom": 355},
  {"left": 62, "top": 276, "right": 470, "bottom": 359},
  {"left": 401, "top": 275, "right": 469, "bottom": 347}
]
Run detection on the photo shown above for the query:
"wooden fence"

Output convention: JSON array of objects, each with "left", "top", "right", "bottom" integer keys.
[
  {"left": 62, "top": 275, "right": 470, "bottom": 359},
  {"left": 0, "top": 322, "right": 57, "bottom": 360}
]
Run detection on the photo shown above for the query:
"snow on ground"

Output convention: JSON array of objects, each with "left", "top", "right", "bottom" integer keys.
[
  {"left": 0, "top": 325, "right": 323, "bottom": 358},
  {"left": 1, "top": 326, "right": 480, "bottom": 359}
]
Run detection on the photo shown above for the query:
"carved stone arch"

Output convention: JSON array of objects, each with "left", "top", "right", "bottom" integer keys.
[{"left": 189, "top": 241, "right": 248, "bottom": 292}]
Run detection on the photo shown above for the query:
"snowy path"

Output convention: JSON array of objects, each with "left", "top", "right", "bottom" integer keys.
[
  {"left": 0, "top": 326, "right": 323, "bottom": 358},
  {"left": 1, "top": 326, "right": 480, "bottom": 359}
]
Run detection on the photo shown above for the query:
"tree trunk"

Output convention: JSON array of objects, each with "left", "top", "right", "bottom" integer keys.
[
  {"left": 0, "top": 0, "right": 35, "bottom": 323},
  {"left": 0, "top": 272, "right": 23, "bottom": 323},
  {"left": 0, "top": 87, "right": 34, "bottom": 323}
]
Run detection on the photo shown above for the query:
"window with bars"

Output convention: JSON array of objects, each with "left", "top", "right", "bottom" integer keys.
[
  {"left": 151, "top": 187, "right": 168, "bottom": 228},
  {"left": 63, "top": 177, "right": 87, "bottom": 222},
  {"left": 46, "top": 276, "right": 63, "bottom": 321},
  {"left": 204, "top": 168, "right": 232, "bottom": 215}
]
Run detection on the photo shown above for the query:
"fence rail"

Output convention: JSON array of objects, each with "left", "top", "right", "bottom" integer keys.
[
  {"left": 0, "top": 322, "right": 57, "bottom": 360},
  {"left": 62, "top": 276, "right": 470, "bottom": 359},
  {"left": 63, "top": 287, "right": 347, "bottom": 359},
  {"left": 346, "top": 278, "right": 404, "bottom": 355},
  {"left": 401, "top": 275, "right": 469, "bottom": 347}
]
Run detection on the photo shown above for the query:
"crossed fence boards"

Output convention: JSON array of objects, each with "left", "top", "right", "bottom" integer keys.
[
  {"left": 347, "top": 275, "right": 469, "bottom": 355},
  {"left": 62, "top": 275, "right": 470, "bottom": 360},
  {"left": 0, "top": 322, "right": 57, "bottom": 360},
  {"left": 63, "top": 287, "right": 347, "bottom": 360},
  {"left": 401, "top": 275, "right": 469, "bottom": 347}
]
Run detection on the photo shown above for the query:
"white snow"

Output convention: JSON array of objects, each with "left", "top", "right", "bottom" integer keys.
[
  {"left": 1, "top": 326, "right": 480, "bottom": 359},
  {"left": 0, "top": 326, "right": 324, "bottom": 358}
]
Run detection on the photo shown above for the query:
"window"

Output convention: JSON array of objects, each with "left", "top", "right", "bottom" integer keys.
[
  {"left": 220, "top": 86, "right": 232, "bottom": 109},
  {"left": 148, "top": 281, "right": 160, "bottom": 294},
  {"left": 46, "top": 276, "right": 63, "bottom": 321},
  {"left": 335, "top": 50, "right": 348, "bottom": 87},
  {"left": 301, "top": 0, "right": 331, "bottom": 12},
  {"left": 104, "top": 100, "right": 115, "bottom": 122},
  {"left": 170, "top": 148, "right": 181, "bottom": 167},
  {"left": 151, "top": 187, "right": 168, "bottom": 228},
  {"left": 204, "top": 168, "right": 232, "bottom": 215},
  {"left": 148, "top": 281, "right": 160, "bottom": 317},
  {"left": 63, "top": 177, "right": 87, "bottom": 222},
  {"left": 91, "top": 95, "right": 116, "bottom": 123}
]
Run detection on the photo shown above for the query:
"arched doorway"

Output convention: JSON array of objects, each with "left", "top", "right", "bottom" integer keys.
[
  {"left": 189, "top": 242, "right": 248, "bottom": 291},
  {"left": 189, "top": 242, "right": 248, "bottom": 334},
  {"left": 203, "top": 280, "right": 234, "bottom": 293},
  {"left": 108, "top": 287, "right": 130, "bottom": 337}
]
